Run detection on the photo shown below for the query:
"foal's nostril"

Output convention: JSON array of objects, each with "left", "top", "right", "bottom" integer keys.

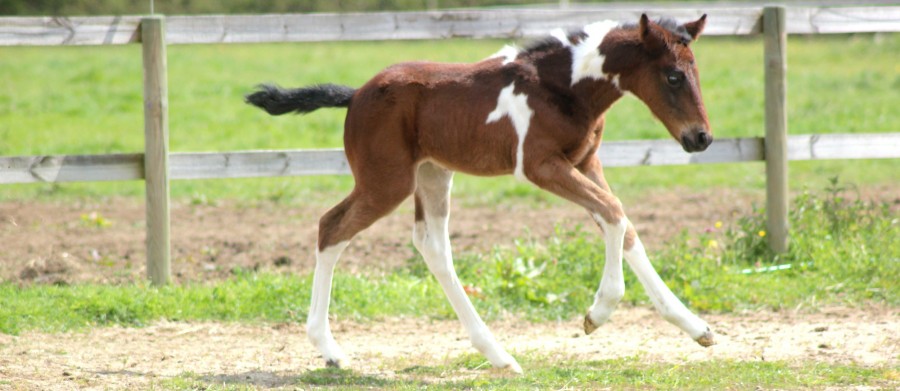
[{"left": 697, "top": 131, "right": 711, "bottom": 148}]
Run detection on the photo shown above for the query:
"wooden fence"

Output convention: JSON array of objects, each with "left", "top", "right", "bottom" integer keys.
[{"left": 2, "top": 5, "right": 899, "bottom": 284}]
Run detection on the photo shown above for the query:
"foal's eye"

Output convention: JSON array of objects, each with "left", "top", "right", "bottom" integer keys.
[{"left": 666, "top": 71, "right": 685, "bottom": 87}]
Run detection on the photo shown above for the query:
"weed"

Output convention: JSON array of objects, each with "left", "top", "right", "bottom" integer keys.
[{"left": 79, "top": 211, "right": 112, "bottom": 228}]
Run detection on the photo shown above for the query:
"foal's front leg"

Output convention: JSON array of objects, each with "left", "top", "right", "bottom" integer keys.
[
  {"left": 527, "top": 155, "right": 714, "bottom": 346},
  {"left": 576, "top": 155, "right": 715, "bottom": 345},
  {"left": 622, "top": 226, "right": 715, "bottom": 345}
]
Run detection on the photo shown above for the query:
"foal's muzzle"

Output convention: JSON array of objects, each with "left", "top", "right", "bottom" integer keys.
[{"left": 681, "top": 127, "right": 713, "bottom": 153}]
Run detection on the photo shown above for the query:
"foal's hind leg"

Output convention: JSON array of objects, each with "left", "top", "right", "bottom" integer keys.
[
  {"left": 307, "top": 173, "right": 416, "bottom": 368},
  {"left": 412, "top": 162, "right": 522, "bottom": 373}
]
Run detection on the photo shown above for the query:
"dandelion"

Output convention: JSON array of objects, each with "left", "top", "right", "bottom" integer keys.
[
  {"left": 758, "top": 230, "right": 766, "bottom": 237},
  {"left": 715, "top": 221, "right": 723, "bottom": 229},
  {"left": 707, "top": 239, "right": 719, "bottom": 249}
]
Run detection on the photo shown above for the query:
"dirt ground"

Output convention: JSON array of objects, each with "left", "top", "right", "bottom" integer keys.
[
  {"left": 4, "top": 185, "right": 898, "bottom": 285},
  {"left": 2, "top": 186, "right": 898, "bottom": 389},
  {"left": 1, "top": 187, "right": 774, "bottom": 284},
  {"left": 0, "top": 306, "right": 897, "bottom": 389}
]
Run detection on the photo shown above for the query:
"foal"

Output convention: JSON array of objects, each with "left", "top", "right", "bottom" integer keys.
[{"left": 247, "top": 14, "right": 715, "bottom": 373}]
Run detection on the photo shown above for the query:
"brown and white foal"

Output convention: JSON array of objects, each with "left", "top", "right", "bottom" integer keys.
[{"left": 247, "top": 14, "right": 715, "bottom": 373}]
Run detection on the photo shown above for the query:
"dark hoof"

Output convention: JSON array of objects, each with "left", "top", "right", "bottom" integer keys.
[
  {"left": 583, "top": 314, "right": 599, "bottom": 335},
  {"left": 695, "top": 329, "right": 716, "bottom": 347},
  {"left": 325, "top": 359, "right": 342, "bottom": 368}
]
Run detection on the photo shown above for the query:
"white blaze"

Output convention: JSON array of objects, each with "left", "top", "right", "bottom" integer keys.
[{"left": 486, "top": 82, "right": 534, "bottom": 181}]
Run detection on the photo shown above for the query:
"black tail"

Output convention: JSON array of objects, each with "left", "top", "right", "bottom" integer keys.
[{"left": 245, "top": 83, "right": 356, "bottom": 115}]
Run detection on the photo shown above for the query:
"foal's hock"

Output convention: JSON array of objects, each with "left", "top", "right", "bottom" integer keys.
[{"left": 247, "top": 13, "right": 715, "bottom": 374}]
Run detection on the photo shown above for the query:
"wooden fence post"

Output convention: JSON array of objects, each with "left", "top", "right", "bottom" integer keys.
[
  {"left": 764, "top": 6, "right": 789, "bottom": 253},
  {"left": 141, "top": 16, "right": 171, "bottom": 285}
]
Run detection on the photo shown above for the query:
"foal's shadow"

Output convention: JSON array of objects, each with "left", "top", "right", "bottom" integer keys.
[
  {"left": 200, "top": 367, "right": 391, "bottom": 388},
  {"left": 199, "top": 370, "right": 300, "bottom": 387}
]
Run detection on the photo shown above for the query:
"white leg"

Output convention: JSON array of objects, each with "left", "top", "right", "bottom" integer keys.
[
  {"left": 624, "top": 235, "right": 715, "bottom": 346},
  {"left": 413, "top": 162, "right": 522, "bottom": 373},
  {"left": 584, "top": 215, "right": 628, "bottom": 333},
  {"left": 307, "top": 240, "right": 350, "bottom": 367}
]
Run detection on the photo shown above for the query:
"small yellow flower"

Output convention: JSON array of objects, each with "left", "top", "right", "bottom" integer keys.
[
  {"left": 715, "top": 221, "right": 723, "bottom": 229},
  {"left": 758, "top": 230, "right": 766, "bottom": 237},
  {"left": 707, "top": 239, "right": 719, "bottom": 249}
]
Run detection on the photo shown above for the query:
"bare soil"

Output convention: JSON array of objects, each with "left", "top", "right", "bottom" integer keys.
[
  {"left": 4, "top": 185, "right": 898, "bottom": 285},
  {"left": 2, "top": 186, "right": 898, "bottom": 389},
  {"left": 0, "top": 306, "right": 897, "bottom": 390},
  {"left": 0, "top": 187, "right": 787, "bottom": 284}
]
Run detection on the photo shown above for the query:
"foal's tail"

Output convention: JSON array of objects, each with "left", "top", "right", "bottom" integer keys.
[{"left": 245, "top": 83, "right": 356, "bottom": 115}]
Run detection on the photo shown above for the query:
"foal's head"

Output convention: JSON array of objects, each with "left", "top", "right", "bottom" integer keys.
[{"left": 603, "top": 14, "right": 711, "bottom": 152}]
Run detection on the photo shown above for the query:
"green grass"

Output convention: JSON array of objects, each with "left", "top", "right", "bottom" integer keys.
[
  {"left": 160, "top": 356, "right": 898, "bottom": 390},
  {"left": 3, "top": 183, "right": 897, "bottom": 335},
  {"left": 1, "top": 35, "right": 898, "bottom": 204}
]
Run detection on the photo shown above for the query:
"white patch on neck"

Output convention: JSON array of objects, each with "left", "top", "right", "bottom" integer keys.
[
  {"left": 485, "top": 82, "right": 534, "bottom": 182},
  {"left": 570, "top": 20, "right": 619, "bottom": 86},
  {"left": 607, "top": 73, "right": 621, "bottom": 91},
  {"left": 487, "top": 44, "right": 519, "bottom": 65}
]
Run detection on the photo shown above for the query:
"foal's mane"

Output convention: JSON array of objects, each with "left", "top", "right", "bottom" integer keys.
[
  {"left": 519, "top": 17, "right": 692, "bottom": 57},
  {"left": 520, "top": 28, "right": 587, "bottom": 55}
]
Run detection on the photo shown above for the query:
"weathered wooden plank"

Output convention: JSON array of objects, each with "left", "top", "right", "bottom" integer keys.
[
  {"left": 163, "top": 8, "right": 760, "bottom": 44},
  {"left": 142, "top": 16, "right": 171, "bottom": 286},
  {"left": 2, "top": 6, "right": 897, "bottom": 46},
  {"left": 0, "top": 153, "right": 143, "bottom": 184},
  {"left": 170, "top": 149, "right": 351, "bottom": 179},
  {"left": 598, "top": 137, "right": 764, "bottom": 167},
  {"left": 1, "top": 134, "right": 897, "bottom": 184},
  {"left": 787, "top": 133, "right": 900, "bottom": 160},
  {"left": 786, "top": 6, "right": 900, "bottom": 34},
  {"left": 0, "top": 15, "right": 141, "bottom": 45}
]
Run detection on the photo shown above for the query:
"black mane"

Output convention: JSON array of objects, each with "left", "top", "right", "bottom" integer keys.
[{"left": 520, "top": 27, "right": 589, "bottom": 55}]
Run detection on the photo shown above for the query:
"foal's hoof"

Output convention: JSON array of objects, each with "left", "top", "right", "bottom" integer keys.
[
  {"left": 324, "top": 355, "right": 349, "bottom": 369},
  {"left": 502, "top": 361, "right": 524, "bottom": 375},
  {"left": 583, "top": 314, "right": 600, "bottom": 335},
  {"left": 695, "top": 329, "right": 716, "bottom": 347}
]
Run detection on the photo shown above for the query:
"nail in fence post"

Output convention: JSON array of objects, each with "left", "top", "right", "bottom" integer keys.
[
  {"left": 764, "top": 6, "right": 789, "bottom": 253},
  {"left": 141, "top": 16, "right": 171, "bottom": 284}
]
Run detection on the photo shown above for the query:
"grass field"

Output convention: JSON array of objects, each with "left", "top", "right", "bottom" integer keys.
[{"left": 1, "top": 34, "right": 898, "bottom": 205}]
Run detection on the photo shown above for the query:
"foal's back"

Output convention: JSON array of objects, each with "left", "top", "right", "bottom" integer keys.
[{"left": 344, "top": 57, "right": 529, "bottom": 177}]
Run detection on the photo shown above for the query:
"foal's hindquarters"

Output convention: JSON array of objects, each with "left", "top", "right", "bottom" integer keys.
[{"left": 306, "top": 119, "right": 523, "bottom": 371}]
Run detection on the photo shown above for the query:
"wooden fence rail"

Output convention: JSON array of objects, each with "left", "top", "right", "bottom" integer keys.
[
  {"left": 4, "top": 134, "right": 900, "bottom": 184},
  {"left": 1, "top": 6, "right": 899, "bottom": 46},
  {"left": 1, "top": 5, "right": 899, "bottom": 284}
]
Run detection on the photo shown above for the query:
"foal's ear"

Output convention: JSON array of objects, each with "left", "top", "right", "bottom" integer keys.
[
  {"left": 639, "top": 13, "right": 666, "bottom": 54},
  {"left": 684, "top": 14, "right": 707, "bottom": 41}
]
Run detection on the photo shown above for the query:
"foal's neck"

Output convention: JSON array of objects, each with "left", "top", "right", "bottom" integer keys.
[{"left": 523, "top": 26, "right": 637, "bottom": 124}]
